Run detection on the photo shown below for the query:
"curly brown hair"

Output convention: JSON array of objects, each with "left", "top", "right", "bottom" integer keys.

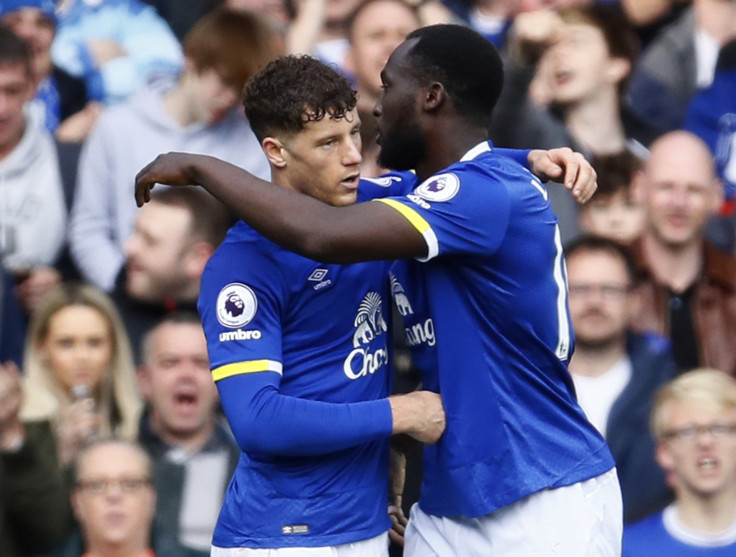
[{"left": 243, "top": 55, "right": 357, "bottom": 142}]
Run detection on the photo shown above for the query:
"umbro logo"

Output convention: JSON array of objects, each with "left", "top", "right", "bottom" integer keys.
[
  {"left": 308, "top": 269, "right": 328, "bottom": 281},
  {"left": 308, "top": 268, "right": 332, "bottom": 291}
]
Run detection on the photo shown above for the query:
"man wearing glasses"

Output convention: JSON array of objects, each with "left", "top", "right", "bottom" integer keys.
[
  {"left": 57, "top": 439, "right": 184, "bottom": 557},
  {"left": 565, "top": 235, "right": 678, "bottom": 524},
  {"left": 623, "top": 368, "right": 736, "bottom": 556}
]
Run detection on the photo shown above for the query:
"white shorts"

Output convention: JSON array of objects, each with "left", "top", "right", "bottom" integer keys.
[
  {"left": 405, "top": 468, "right": 622, "bottom": 557},
  {"left": 211, "top": 532, "right": 388, "bottom": 557}
]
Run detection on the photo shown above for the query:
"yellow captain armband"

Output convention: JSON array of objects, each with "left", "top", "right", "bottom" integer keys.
[{"left": 212, "top": 360, "right": 283, "bottom": 382}]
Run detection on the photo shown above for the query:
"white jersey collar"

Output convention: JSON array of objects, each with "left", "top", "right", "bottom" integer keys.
[{"left": 460, "top": 141, "right": 492, "bottom": 162}]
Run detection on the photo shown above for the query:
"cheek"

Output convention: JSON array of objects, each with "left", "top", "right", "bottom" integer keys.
[
  {"left": 38, "top": 30, "right": 54, "bottom": 50},
  {"left": 46, "top": 347, "right": 75, "bottom": 381},
  {"left": 90, "top": 346, "right": 113, "bottom": 376}
]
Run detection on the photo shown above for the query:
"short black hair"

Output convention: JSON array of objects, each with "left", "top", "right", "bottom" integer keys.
[
  {"left": 0, "top": 25, "right": 32, "bottom": 75},
  {"left": 141, "top": 311, "right": 203, "bottom": 365},
  {"left": 564, "top": 234, "right": 639, "bottom": 286},
  {"left": 404, "top": 24, "right": 503, "bottom": 125},
  {"left": 243, "top": 55, "right": 357, "bottom": 142},
  {"left": 589, "top": 151, "right": 642, "bottom": 199}
]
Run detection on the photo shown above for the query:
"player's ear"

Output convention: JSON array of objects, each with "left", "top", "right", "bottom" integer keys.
[
  {"left": 423, "top": 82, "right": 446, "bottom": 112},
  {"left": 263, "top": 137, "right": 287, "bottom": 168}
]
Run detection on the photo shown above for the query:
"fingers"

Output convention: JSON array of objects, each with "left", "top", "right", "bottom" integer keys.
[
  {"left": 388, "top": 504, "right": 407, "bottom": 546},
  {"left": 134, "top": 165, "right": 154, "bottom": 208},
  {"left": 564, "top": 153, "right": 597, "bottom": 204}
]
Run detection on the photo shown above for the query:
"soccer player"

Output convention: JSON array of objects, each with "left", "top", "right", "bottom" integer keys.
[
  {"left": 136, "top": 26, "right": 618, "bottom": 555},
  {"left": 197, "top": 56, "right": 446, "bottom": 555}
]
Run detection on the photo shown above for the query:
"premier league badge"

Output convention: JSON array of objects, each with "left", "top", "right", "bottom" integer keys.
[{"left": 216, "top": 283, "right": 258, "bottom": 328}]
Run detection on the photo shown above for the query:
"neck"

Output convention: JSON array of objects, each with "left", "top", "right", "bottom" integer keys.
[
  {"left": 695, "top": 0, "right": 736, "bottom": 45},
  {"left": 641, "top": 233, "right": 703, "bottom": 293},
  {"left": 150, "top": 413, "right": 215, "bottom": 453},
  {"left": 85, "top": 537, "right": 150, "bottom": 557},
  {"left": 415, "top": 120, "right": 488, "bottom": 182},
  {"left": 674, "top": 488, "right": 736, "bottom": 533},
  {"left": 162, "top": 82, "right": 197, "bottom": 128},
  {"left": 176, "top": 279, "right": 201, "bottom": 304},
  {"left": 568, "top": 339, "right": 627, "bottom": 378},
  {"left": 564, "top": 89, "right": 627, "bottom": 155}
]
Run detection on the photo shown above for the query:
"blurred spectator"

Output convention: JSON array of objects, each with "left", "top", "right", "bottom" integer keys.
[
  {"left": 0, "top": 0, "right": 102, "bottom": 142},
  {"left": 343, "top": 0, "right": 421, "bottom": 177},
  {"left": 48, "top": 439, "right": 184, "bottom": 556},
  {"left": 68, "top": 7, "right": 275, "bottom": 292},
  {"left": 578, "top": 152, "right": 645, "bottom": 245},
  {"left": 0, "top": 362, "right": 71, "bottom": 557},
  {"left": 630, "top": 131, "right": 736, "bottom": 376},
  {"left": 114, "top": 188, "right": 231, "bottom": 362},
  {"left": 0, "top": 26, "right": 66, "bottom": 314},
  {"left": 286, "top": 0, "right": 450, "bottom": 72},
  {"left": 137, "top": 312, "right": 238, "bottom": 555},
  {"left": 496, "top": 4, "right": 647, "bottom": 154},
  {"left": 287, "top": 0, "right": 372, "bottom": 67},
  {"left": 493, "top": 4, "right": 650, "bottom": 244},
  {"left": 20, "top": 283, "right": 142, "bottom": 467},
  {"left": 52, "top": 0, "right": 184, "bottom": 106},
  {"left": 685, "top": 38, "right": 736, "bottom": 216},
  {"left": 622, "top": 368, "right": 736, "bottom": 555},
  {"left": 627, "top": 0, "right": 736, "bottom": 136},
  {"left": 442, "top": 0, "right": 551, "bottom": 47},
  {"left": 566, "top": 235, "right": 676, "bottom": 523}
]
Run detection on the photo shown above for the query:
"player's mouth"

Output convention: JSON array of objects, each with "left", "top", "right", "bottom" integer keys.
[
  {"left": 341, "top": 173, "right": 360, "bottom": 189},
  {"left": 697, "top": 456, "right": 718, "bottom": 470}
]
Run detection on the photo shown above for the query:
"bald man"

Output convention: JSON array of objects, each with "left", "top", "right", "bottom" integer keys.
[{"left": 629, "top": 131, "right": 736, "bottom": 376}]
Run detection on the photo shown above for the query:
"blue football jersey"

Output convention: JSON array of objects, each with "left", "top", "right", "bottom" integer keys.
[
  {"left": 199, "top": 221, "right": 394, "bottom": 548},
  {"left": 376, "top": 142, "right": 615, "bottom": 518},
  {"left": 623, "top": 510, "right": 736, "bottom": 556}
]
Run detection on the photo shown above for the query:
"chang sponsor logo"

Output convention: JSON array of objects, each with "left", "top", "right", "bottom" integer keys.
[
  {"left": 343, "top": 292, "right": 389, "bottom": 380},
  {"left": 390, "top": 273, "right": 436, "bottom": 347},
  {"left": 404, "top": 318, "right": 436, "bottom": 347}
]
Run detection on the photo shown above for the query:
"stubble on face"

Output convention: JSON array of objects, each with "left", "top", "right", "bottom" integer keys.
[{"left": 377, "top": 108, "right": 426, "bottom": 171}]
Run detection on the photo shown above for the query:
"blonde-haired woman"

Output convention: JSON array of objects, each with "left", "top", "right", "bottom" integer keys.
[{"left": 20, "top": 283, "right": 142, "bottom": 466}]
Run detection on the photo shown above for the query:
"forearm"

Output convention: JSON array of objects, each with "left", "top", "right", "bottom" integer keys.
[
  {"left": 182, "top": 155, "right": 423, "bottom": 262},
  {"left": 219, "top": 374, "right": 394, "bottom": 456}
]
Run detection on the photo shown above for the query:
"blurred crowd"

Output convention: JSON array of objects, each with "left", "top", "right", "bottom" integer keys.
[{"left": 1, "top": 0, "right": 736, "bottom": 555}]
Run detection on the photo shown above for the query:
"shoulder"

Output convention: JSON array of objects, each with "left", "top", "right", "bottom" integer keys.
[
  {"left": 703, "top": 242, "right": 736, "bottom": 289},
  {"left": 630, "top": 331, "right": 673, "bottom": 356},
  {"left": 624, "top": 512, "right": 666, "bottom": 545}
]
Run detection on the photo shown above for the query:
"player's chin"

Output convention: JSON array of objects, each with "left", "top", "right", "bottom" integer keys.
[{"left": 333, "top": 190, "right": 359, "bottom": 207}]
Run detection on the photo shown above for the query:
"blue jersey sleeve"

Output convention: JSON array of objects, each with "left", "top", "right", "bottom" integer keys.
[
  {"left": 217, "top": 373, "right": 392, "bottom": 456},
  {"left": 494, "top": 148, "right": 530, "bottom": 169},
  {"left": 199, "top": 231, "right": 393, "bottom": 457},
  {"left": 375, "top": 150, "right": 550, "bottom": 260}
]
